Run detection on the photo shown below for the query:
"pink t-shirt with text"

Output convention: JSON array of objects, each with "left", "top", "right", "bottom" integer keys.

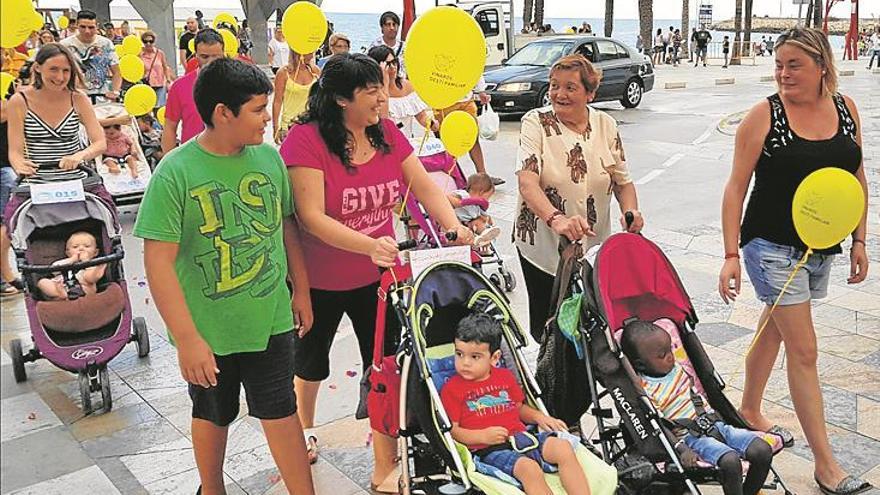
[
  {"left": 165, "top": 69, "right": 204, "bottom": 144},
  {"left": 280, "top": 119, "right": 413, "bottom": 291}
]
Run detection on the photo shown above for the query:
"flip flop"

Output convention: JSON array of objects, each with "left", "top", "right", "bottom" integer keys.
[
  {"left": 815, "top": 475, "right": 873, "bottom": 495},
  {"left": 474, "top": 226, "right": 501, "bottom": 247},
  {"left": 766, "top": 425, "right": 794, "bottom": 448},
  {"left": 0, "top": 282, "right": 21, "bottom": 297}
]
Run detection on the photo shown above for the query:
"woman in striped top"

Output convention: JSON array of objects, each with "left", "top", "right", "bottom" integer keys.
[{"left": 7, "top": 43, "right": 106, "bottom": 184}]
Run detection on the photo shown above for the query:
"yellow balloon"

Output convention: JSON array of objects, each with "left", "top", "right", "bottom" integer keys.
[
  {"left": 156, "top": 106, "right": 166, "bottom": 126},
  {"left": 115, "top": 44, "right": 128, "bottom": 57},
  {"left": 31, "top": 11, "right": 44, "bottom": 31},
  {"left": 439, "top": 111, "right": 479, "bottom": 158},
  {"left": 212, "top": 12, "right": 238, "bottom": 31},
  {"left": 188, "top": 38, "right": 194, "bottom": 54},
  {"left": 119, "top": 54, "right": 145, "bottom": 83},
  {"left": 792, "top": 167, "right": 865, "bottom": 250},
  {"left": 124, "top": 84, "right": 157, "bottom": 116},
  {"left": 405, "top": 6, "right": 486, "bottom": 109},
  {"left": 0, "top": 72, "right": 14, "bottom": 100},
  {"left": 122, "top": 34, "right": 144, "bottom": 55},
  {"left": 281, "top": 1, "right": 327, "bottom": 54},
  {"left": 27, "top": 48, "right": 36, "bottom": 59},
  {"left": 58, "top": 15, "right": 69, "bottom": 29},
  {"left": 219, "top": 28, "right": 238, "bottom": 57},
  {"left": 1, "top": 0, "right": 38, "bottom": 48}
]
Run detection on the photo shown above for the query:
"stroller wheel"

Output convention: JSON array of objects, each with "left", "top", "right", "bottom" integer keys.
[
  {"left": 133, "top": 317, "right": 151, "bottom": 357},
  {"left": 501, "top": 269, "right": 516, "bottom": 292},
  {"left": 78, "top": 371, "right": 93, "bottom": 414},
  {"left": 100, "top": 366, "right": 113, "bottom": 412},
  {"left": 10, "top": 339, "right": 27, "bottom": 383},
  {"left": 488, "top": 273, "right": 502, "bottom": 291}
]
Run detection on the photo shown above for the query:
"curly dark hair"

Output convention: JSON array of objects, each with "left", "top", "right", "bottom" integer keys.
[
  {"left": 367, "top": 45, "right": 402, "bottom": 90},
  {"left": 296, "top": 53, "right": 390, "bottom": 171}
]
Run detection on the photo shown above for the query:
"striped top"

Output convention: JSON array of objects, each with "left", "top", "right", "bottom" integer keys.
[
  {"left": 21, "top": 92, "right": 88, "bottom": 182},
  {"left": 640, "top": 363, "right": 702, "bottom": 421}
]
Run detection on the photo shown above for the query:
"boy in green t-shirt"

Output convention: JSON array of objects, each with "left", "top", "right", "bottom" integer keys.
[{"left": 134, "top": 58, "right": 314, "bottom": 495}]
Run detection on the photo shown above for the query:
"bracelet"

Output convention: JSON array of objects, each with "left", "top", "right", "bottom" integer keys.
[
  {"left": 852, "top": 239, "right": 866, "bottom": 248},
  {"left": 546, "top": 210, "right": 565, "bottom": 228},
  {"left": 724, "top": 252, "right": 740, "bottom": 260}
]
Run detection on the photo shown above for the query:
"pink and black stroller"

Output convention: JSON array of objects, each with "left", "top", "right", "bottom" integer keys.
[
  {"left": 6, "top": 172, "right": 150, "bottom": 414},
  {"left": 544, "top": 233, "right": 794, "bottom": 495}
]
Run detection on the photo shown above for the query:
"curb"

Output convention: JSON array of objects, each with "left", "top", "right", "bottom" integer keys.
[
  {"left": 839, "top": 69, "right": 855, "bottom": 76},
  {"left": 715, "top": 78, "right": 735, "bottom": 85},
  {"left": 665, "top": 82, "right": 687, "bottom": 89},
  {"left": 760, "top": 75, "right": 774, "bottom": 82},
  {"left": 872, "top": 68, "right": 880, "bottom": 75}
]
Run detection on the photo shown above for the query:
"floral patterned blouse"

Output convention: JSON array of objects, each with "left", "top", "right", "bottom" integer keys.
[{"left": 513, "top": 105, "right": 632, "bottom": 274}]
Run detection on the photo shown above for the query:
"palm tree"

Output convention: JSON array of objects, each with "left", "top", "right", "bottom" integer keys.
[
  {"left": 534, "top": 0, "right": 545, "bottom": 32},
  {"left": 732, "top": 0, "right": 743, "bottom": 64},
  {"left": 813, "top": 0, "right": 823, "bottom": 28},
  {"left": 743, "top": 0, "right": 754, "bottom": 57},
  {"left": 681, "top": 0, "right": 690, "bottom": 61},
  {"left": 638, "top": 0, "right": 653, "bottom": 59},
  {"left": 605, "top": 0, "right": 614, "bottom": 37},
  {"left": 522, "top": 0, "right": 534, "bottom": 32}
]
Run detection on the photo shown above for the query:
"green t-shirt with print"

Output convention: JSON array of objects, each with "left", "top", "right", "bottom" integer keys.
[{"left": 133, "top": 140, "right": 294, "bottom": 355}]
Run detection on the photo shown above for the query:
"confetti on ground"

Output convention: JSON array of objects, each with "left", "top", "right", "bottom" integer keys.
[
  {"left": 365, "top": 431, "right": 372, "bottom": 447},
  {"left": 328, "top": 384, "right": 337, "bottom": 390},
  {"left": 27, "top": 412, "right": 36, "bottom": 420},
  {"left": 145, "top": 298, "right": 150, "bottom": 305},
  {"left": 137, "top": 281, "right": 146, "bottom": 287},
  {"left": 269, "top": 473, "right": 281, "bottom": 485},
  {"left": 345, "top": 370, "right": 357, "bottom": 378}
]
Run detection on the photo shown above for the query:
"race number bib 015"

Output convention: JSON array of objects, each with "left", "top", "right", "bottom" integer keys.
[{"left": 30, "top": 180, "right": 86, "bottom": 205}]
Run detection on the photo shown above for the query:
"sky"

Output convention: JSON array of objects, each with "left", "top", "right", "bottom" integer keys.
[{"left": 316, "top": 0, "right": 879, "bottom": 20}]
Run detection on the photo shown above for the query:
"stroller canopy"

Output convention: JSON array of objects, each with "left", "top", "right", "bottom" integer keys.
[
  {"left": 592, "top": 233, "right": 695, "bottom": 331},
  {"left": 10, "top": 193, "right": 120, "bottom": 251}
]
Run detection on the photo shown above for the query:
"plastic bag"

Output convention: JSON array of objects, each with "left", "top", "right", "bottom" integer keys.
[{"left": 478, "top": 104, "right": 500, "bottom": 141}]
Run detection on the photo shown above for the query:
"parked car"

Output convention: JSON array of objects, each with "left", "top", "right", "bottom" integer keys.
[{"left": 484, "top": 35, "right": 655, "bottom": 112}]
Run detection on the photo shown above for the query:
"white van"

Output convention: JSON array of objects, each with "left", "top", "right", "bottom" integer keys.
[{"left": 436, "top": 0, "right": 515, "bottom": 66}]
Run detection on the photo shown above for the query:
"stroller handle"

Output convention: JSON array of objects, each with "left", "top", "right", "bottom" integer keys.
[
  {"left": 397, "top": 231, "right": 458, "bottom": 252},
  {"left": 624, "top": 210, "right": 635, "bottom": 229},
  {"left": 19, "top": 250, "right": 124, "bottom": 275},
  {"left": 14, "top": 164, "right": 101, "bottom": 189}
]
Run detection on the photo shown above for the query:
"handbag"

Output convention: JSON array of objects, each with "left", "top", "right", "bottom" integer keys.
[{"left": 141, "top": 51, "right": 159, "bottom": 86}]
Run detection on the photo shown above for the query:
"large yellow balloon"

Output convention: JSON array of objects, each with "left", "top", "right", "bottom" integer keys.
[
  {"left": 156, "top": 106, "right": 166, "bottom": 126},
  {"left": 281, "top": 2, "right": 327, "bottom": 54},
  {"left": 0, "top": 72, "right": 14, "bottom": 100},
  {"left": 218, "top": 29, "right": 238, "bottom": 57},
  {"left": 119, "top": 54, "right": 145, "bottom": 83},
  {"left": 58, "top": 15, "right": 70, "bottom": 30},
  {"left": 792, "top": 167, "right": 865, "bottom": 250},
  {"left": 122, "top": 34, "right": 144, "bottom": 56},
  {"left": 212, "top": 12, "right": 238, "bottom": 31},
  {"left": 1, "top": 0, "right": 38, "bottom": 48},
  {"left": 439, "top": 111, "right": 479, "bottom": 158},
  {"left": 31, "top": 11, "right": 44, "bottom": 31},
  {"left": 124, "top": 84, "right": 157, "bottom": 116},
  {"left": 405, "top": 6, "right": 486, "bottom": 109},
  {"left": 115, "top": 44, "right": 128, "bottom": 57}
]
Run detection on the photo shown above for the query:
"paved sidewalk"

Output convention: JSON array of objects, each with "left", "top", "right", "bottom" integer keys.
[{"left": 1, "top": 58, "right": 877, "bottom": 495}]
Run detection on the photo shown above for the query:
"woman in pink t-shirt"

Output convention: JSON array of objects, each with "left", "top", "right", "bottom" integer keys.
[{"left": 281, "top": 53, "right": 473, "bottom": 490}]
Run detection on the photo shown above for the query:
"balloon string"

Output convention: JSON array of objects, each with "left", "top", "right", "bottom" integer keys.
[{"left": 743, "top": 248, "right": 812, "bottom": 369}]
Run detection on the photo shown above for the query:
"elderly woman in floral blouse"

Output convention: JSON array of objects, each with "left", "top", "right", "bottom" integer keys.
[{"left": 514, "top": 54, "right": 645, "bottom": 341}]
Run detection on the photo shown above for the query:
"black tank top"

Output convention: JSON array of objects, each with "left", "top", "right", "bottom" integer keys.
[{"left": 740, "top": 93, "right": 862, "bottom": 255}]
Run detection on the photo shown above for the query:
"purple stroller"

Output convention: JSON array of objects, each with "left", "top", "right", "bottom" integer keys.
[{"left": 6, "top": 176, "right": 150, "bottom": 414}]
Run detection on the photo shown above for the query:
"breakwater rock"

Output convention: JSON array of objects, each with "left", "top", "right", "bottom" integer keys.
[{"left": 711, "top": 17, "right": 876, "bottom": 36}]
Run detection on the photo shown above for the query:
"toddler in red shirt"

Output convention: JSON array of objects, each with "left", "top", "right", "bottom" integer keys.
[{"left": 440, "top": 314, "right": 592, "bottom": 494}]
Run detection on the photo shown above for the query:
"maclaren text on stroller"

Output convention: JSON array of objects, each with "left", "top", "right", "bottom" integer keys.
[{"left": 6, "top": 169, "right": 151, "bottom": 414}]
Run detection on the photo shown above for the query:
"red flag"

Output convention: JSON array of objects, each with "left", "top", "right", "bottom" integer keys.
[{"left": 402, "top": 0, "right": 415, "bottom": 40}]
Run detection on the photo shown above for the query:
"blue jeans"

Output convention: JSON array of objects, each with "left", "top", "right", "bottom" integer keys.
[
  {"left": 0, "top": 167, "right": 17, "bottom": 227},
  {"left": 742, "top": 237, "right": 833, "bottom": 306},
  {"left": 478, "top": 431, "right": 560, "bottom": 479},
  {"left": 684, "top": 421, "right": 762, "bottom": 466}
]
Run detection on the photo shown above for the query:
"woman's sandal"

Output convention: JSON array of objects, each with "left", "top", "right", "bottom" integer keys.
[
  {"left": 0, "top": 281, "right": 21, "bottom": 297},
  {"left": 766, "top": 424, "right": 795, "bottom": 448},
  {"left": 306, "top": 435, "right": 318, "bottom": 465},
  {"left": 815, "top": 475, "right": 873, "bottom": 495}
]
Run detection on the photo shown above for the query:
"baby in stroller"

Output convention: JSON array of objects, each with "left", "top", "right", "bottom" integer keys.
[
  {"left": 447, "top": 173, "right": 500, "bottom": 245},
  {"left": 136, "top": 114, "right": 163, "bottom": 170},
  {"left": 101, "top": 123, "right": 140, "bottom": 180},
  {"left": 36, "top": 230, "right": 107, "bottom": 300},
  {"left": 441, "top": 314, "right": 592, "bottom": 495},
  {"left": 620, "top": 319, "right": 773, "bottom": 495}
]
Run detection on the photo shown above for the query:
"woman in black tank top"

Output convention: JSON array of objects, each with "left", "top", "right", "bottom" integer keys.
[{"left": 718, "top": 28, "right": 871, "bottom": 495}]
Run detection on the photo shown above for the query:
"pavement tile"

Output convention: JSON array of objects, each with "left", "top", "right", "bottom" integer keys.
[
  {"left": 7, "top": 465, "right": 120, "bottom": 495},
  {"left": 93, "top": 456, "right": 150, "bottom": 495},
  {"left": 224, "top": 444, "right": 277, "bottom": 488},
  {"left": 319, "top": 447, "right": 375, "bottom": 492},
  {"left": 695, "top": 322, "right": 752, "bottom": 347},
  {"left": 779, "top": 384, "right": 858, "bottom": 433},
  {"left": 0, "top": 365, "right": 34, "bottom": 400},
  {"left": 827, "top": 291, "right": 880, "bottom": 313},
  {"left": 817, "top": 334, "right": 880, "bottom": 362},
  {"left": 822, "top": 362, "right": 880, "bottom": 396},
  {"left": 0, "top": 426, "right": 95, "bottom": 494},
  {"left": 786, "top": 429, "right": 880, "bottom": 478},
  {"left": 857, "top": 396, "right": 880, "bottom": 441},
  {"left": 119, "top": 443, "right": 197, "bottom": 486},
  {"left": 856, "top": 312, "right": 880, "bottom": 341},
  {"left": 0, "top": 391, "right": 63, "bottom": 443},
  {"left": 80, "top": 415, "right": 188, "bottom": 458},
  {"left": 813, "top": 304, "right": 859, "bottom": 332},
  {"left": 864, "top": 351, "right": 880, "bottom": 369},
  {"left": 141, "top": 468, "right": 242, "bottom": 495}
]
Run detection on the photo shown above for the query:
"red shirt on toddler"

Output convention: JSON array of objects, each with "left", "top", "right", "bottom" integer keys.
[{"left": 440, "top": 367, "right": 526, "bottom": 451}]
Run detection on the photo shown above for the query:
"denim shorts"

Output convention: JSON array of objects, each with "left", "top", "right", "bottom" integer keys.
[
  {"left": 478, "top": 431, "right": 559, "bottom": 479},
  {"left": 684, "top": 421, "right": 762, "bottom": 466},
  {"left": 742, "top": 237, "right": 833, "bottom": 306},
  {"left": 190, "top": 331, "right": 297, "bottom": 427},
  {"left": 0, "top": 168, "right": 16, "bottom": 227}
]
